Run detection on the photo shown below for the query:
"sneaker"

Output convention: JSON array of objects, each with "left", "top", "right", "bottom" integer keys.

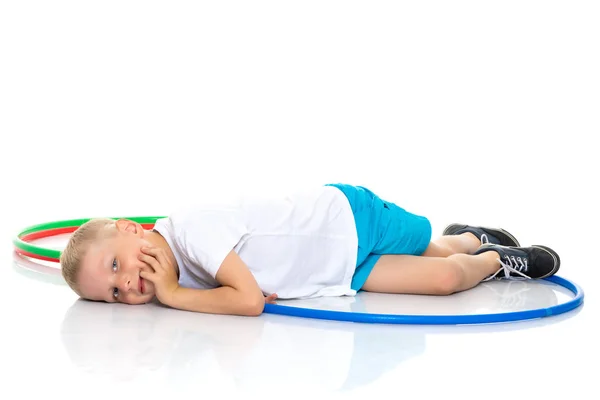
[
  {"left": 443, "top": 223, "right": 520, "bottom": 247},
  {"left": 474, "top": 243, "right": 560, "bottom": 280}
]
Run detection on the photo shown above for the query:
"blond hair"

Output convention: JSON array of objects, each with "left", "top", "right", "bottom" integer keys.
[{"left": 60, "top": 218, "right": 116, "bottom": 296}]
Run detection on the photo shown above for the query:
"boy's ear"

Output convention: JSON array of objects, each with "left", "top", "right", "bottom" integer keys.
[{"left": 115, "top": 219, "right": 144, "bottom": 236}]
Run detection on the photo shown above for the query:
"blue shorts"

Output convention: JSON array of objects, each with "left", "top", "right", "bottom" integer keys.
[{"left": 326, "top": 183, "right": 432, "bottom": 291}]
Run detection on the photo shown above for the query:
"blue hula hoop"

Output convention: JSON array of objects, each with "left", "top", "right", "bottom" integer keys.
[{"left": 263, "top": 275, "right": 584, "bottom": 325}]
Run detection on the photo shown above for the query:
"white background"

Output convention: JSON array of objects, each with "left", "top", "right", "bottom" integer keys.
[{"left": 1, "top": 1, "right": 598, "bottom": 399}]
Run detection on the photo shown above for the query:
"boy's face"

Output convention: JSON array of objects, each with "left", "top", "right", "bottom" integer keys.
[{"left": 77, "top": 220, "right": 156, "bottom": 304}]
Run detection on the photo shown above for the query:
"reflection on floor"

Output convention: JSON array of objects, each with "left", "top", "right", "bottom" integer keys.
[{"left": 6, "top": 249, "right": 593, "bottom": 398}]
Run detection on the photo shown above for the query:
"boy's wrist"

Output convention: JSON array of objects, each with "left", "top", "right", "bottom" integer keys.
[{"left": 159, "top": 285, "right": 182, "bottom": 307}]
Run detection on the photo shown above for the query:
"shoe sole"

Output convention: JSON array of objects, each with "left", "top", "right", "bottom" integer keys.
[
  {"left": 531, "top": 245, "right": 561, "bottom": 278},
  {"left": 443, "top": 223, "right": 521, "bottom": 247}
]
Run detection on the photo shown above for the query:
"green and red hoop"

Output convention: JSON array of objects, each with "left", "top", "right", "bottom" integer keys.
[{"left": 13, "top": 216, "right": 166, "bottom": 262}]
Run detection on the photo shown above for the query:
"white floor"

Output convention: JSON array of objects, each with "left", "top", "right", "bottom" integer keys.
[
  {"left": 1, "top": 2, "right": 599, "bottom": 399},
  {"left": 3, "top": 232, "right": 598, "bottom": 400}
]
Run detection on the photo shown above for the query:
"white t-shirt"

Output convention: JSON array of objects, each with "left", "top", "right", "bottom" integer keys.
[{"left": 152, "top": 185, "right": 359, "bottom": 299}]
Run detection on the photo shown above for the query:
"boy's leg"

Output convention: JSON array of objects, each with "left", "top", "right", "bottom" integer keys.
[
  {"left": 362, "top": 243, "right": 561, "bottom": 296},
  {"left": 424, "top": 224, "right": 522, "bottom": 257},
  {"left": 421, "top": 233, "right": 481, "bottom": 257},
  {"left": 362, "top": 250, "right": 501, "bottom": 295}
]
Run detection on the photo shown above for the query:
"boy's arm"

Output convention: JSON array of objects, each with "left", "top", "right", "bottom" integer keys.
[
  {"left": 170, "top": 249, "right": 266, "bottom": 316},
  {"left": 140, "top": 246, "right": 269, "bottom": 316}
]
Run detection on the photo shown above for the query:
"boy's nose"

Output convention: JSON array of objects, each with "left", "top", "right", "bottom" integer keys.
[{"left": 118, "top": 275, "right": 132, "bottom": 292}]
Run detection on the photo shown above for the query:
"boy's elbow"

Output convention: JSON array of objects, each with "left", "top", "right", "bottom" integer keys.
[{"left": 242, "top": 294, "right": 265, "bottom": 316}]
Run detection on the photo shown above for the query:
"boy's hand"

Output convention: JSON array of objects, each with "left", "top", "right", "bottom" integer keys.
[
  {"left": 264, "top": 293, "right": 278, "bottom": 304},
  {"left": 139, "top": 246, "right": 180, "bottom": 305}
]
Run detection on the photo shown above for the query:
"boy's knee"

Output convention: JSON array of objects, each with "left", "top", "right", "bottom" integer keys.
[
  {"left": 433, "top": 262, "right": 464, "bottom": 295},
  {"left": 421, "top": 242, "right": 454, "bottom": 258}
]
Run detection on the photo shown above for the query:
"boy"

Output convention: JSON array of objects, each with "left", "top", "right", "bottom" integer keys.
[{"left": 60, "top": 183, "right": 560, "bottom": 316}]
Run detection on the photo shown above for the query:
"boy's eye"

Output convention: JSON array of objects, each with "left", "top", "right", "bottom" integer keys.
[{"left": 112, "top": 259, "right": 118, "bottom": 299}]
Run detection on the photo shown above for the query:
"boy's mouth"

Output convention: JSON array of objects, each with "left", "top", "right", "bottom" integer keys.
[{"left": 139, "top": 277, "right": 144, "bottom": 294}]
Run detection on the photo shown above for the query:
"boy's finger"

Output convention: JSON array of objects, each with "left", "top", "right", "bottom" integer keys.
[
  {"left": 142, "top": 246, "right": 170, "bottom": 268},
  {"left": 264, "top": 293, "right": 278, "bottom": 303},
  {"left": 150, "top": 249, "right": 166, "bottom": 266},
  {"left": 140, "top": 247, "right": 157, "bottom": 257},
  {"left": 140, "top": 270, "right": 153, "bottom": 281},
  {"left": 138, "top": 253, "right": 160, "bottom": 271},
  {"left": 153, "top": 248, "right": 171, "bottom": 269}
]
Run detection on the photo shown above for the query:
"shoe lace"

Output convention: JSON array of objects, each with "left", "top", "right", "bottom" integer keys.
[
  {"left": 480, "top": 234, "right": 489, "bottom": 244},
  {"left": 483, "top": 254, "right": 530, "bottom": 281}
]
